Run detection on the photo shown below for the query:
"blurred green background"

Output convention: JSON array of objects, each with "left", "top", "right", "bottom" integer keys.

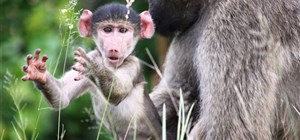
[{"left": 0, "top": 0, "right": 169, "bottom": 139}]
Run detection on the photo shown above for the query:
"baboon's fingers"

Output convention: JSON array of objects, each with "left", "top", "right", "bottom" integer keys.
[
  {"left": 74, "top": 57, "right": 87, "bottom": 67},
  {"left": 26, "top": 54, "right": 33, "bottom": 65},
  {"left": 74, "top": 73, "right": 84, "bottom": 81},
  {"left": 77, "top": 47, "right": 87, "bottom": 58},
  {"left": 22, "top": 75, "right": 30, "bottom": 81},
  {"left": 74, "top": 50, "right": 81, "bottom": 57},
  {"left": 22, "top": 66, "right": 28, "bottom": 72},
  {"left": 41, "top": 55, "right": 48, "bottom": 63},
  {"left": 34, "top": 48, "right": 41, "bottom": 61},
  {"left": 72, "top": 66, "right": 78, "bottom": 71},
  {"left": 72, "top": 65, "right": 84, "bottom": 72},
  {"left": 74, "top": 76, "right": 80, "bottom": 81}
]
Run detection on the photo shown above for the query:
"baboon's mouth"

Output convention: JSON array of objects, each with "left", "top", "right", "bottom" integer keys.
[
  {"left": 107, "top": 56, "right": 124, "bottom": 67},
  {"left": 108, "top": 57, "right": 119, "bottom": 61}
]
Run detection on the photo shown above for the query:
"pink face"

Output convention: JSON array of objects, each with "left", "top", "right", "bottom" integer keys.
[
  {"left": 78, "top": 9, "right": 155, "bottom": 68},
  {"left": 94, "top": 22, "right": 138, "bottom": 67}
]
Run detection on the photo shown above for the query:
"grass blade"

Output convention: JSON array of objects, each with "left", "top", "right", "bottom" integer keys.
[
  {"left": 11, "top": 122, "right": 22, "bottom": 140},
  {"left": 162, "top": 104, "right": 167, "bottom": 140},
  {"left": 1, "top": 130, "right": 5, "bottom": 140}
]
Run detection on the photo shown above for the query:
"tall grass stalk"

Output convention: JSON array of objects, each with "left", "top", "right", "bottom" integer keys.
[
  {"left": 123, "top": 112, "right": 136, "bottom": 139},
  {"left": 1, "top": 130, "right": 4, "bottom": 140},
  {"left": 125, "top": 0, "right": 135, "bottom": 19},
  {"left": 144, "top": 48, "right": 195, "bottom": 139},
  {"left": 145, "top": 48, "right": 179, "bottom": 113},
  {"left": 55, "top": 0, "right": 80, "bottom": 139},
  {"left": 4, "top": 71, "right": 27, "bottom": 140},
  {"left": 162, "top": 104, "right": 167, "bottom": 140},
  {"left": 133, "top": 117, "right": 137, "bottom": 140},
  {"left": 11, "top": 122, "right": 22, "bottom": 140},
  {"left": 30, "top": 96, "right": 43, "bottom": 140},
  {"left": 178, "top": 91, "right": 195, "bottom": 140},
  {"left": 176, "top": 90, "right": 194, "bottom": 140},
  {"left": 96, "top": 77, "right": 116, "bottom": 140},
  {"left": 176, "top": 91, "right": 183, "bottom": 140},
  {"left": 293, "top": 105, "right": 300, "bottom": 116}
]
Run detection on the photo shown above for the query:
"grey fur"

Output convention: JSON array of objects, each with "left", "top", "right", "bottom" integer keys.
[{"left": 148, "top": 0, "right": 300, "bottom": 139}]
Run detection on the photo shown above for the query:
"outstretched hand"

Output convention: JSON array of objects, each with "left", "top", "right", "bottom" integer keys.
[
  {"left": 72, "top": 47, "right": 88, "bottom": 81},
  {"left": 22, "top": 49, "right": 48, "bottom": 84},
  {"left": 72, "top": 47, "right": 95, "bottom": 81}
]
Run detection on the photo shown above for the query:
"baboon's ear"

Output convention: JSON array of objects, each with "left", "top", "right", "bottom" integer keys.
[
  {"left": 78, "top": 9, "right": 93, "bottom": 37},
  {"left": 140, "top": 11, "right": 155, "bottom": 39}
]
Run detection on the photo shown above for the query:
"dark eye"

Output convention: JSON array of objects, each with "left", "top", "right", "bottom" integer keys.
[
  {"left": 119, "top": 27, "right": 128, "bottom": 33},
  {"left": 103, "top": 27, "right": 112, "bottom": 33}
]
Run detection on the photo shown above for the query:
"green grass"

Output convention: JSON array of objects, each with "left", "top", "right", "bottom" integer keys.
[
  {"left": 55, "top": 1, "right": 81, "bottom": 139},
  {"left": 4, "top": 71, "right": 28, "bottom": 140},
  {"left": 1, "top": 130, "right": 5, "bottom": 140}
]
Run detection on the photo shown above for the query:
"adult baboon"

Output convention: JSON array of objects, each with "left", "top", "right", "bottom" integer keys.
[{"left": 148, "top": 0, "right": 300, "bottom": 139}]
